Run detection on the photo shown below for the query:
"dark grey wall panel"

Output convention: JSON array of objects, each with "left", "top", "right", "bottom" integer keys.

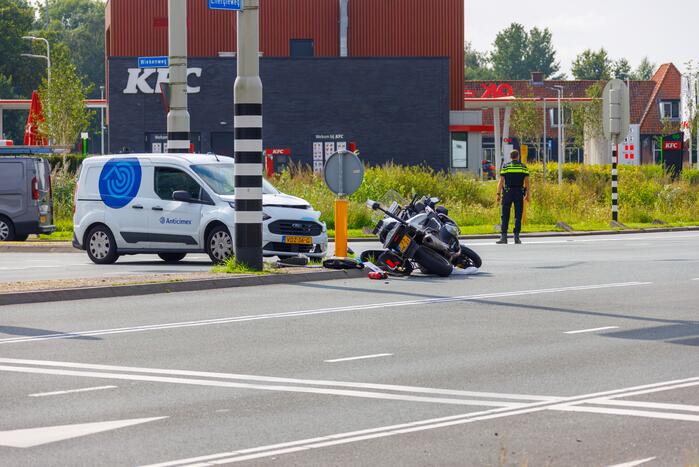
[{"left": 108, "top": 57, "right": 449, "bottom": 169}]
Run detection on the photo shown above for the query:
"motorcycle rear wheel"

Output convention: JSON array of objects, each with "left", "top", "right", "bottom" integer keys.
[{"left": 414, "top": 246, "right": 452, "bottom": 277}]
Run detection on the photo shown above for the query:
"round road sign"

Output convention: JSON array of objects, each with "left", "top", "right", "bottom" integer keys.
[{"left": 323, "top": 150, "right": 364, "bottom": 196}]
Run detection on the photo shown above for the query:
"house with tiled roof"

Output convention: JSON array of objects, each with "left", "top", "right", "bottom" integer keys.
[{"left": 460, "top": 63, "right": 688, "bottom": 167}]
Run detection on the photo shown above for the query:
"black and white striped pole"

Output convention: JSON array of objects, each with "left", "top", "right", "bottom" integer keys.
[
  {"left": 234, "top": 0, "right": 263, "bottom": 270},
  {"left": 602, "top": 79, "right": 629, "bottom": 226},
  {"left": 166, "top": 0, "right": 190, "bottom": 154},
  {"left": 611, "top": 145, "right": 619, "bottom": 222}
]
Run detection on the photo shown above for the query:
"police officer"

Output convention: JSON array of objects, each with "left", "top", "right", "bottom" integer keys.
[{"left": 496, "top": 150, "right": 530, "bottom": 244}]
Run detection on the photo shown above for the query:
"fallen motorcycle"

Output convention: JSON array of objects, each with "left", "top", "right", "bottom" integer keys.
[
  {"left": 363, "top": 199, "right": 453, "bottom": 277},
  {"left": 362, "top": 194, "right": 482, "bottom": 276}
]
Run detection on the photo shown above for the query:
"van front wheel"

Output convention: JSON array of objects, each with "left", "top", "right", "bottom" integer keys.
[
  {"left": 86, "top": 226, "right": 119, "bottom": 264},
  {"left": 206, "top": 225, "right": 233, "bottom": 264}
]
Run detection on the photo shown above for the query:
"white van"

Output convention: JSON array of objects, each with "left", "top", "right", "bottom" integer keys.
[{"left": 73, "top": 154, "right": 327, "bottom": 264}]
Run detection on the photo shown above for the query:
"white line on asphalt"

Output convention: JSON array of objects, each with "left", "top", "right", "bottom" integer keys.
[
  {"left": 0, "top": 358, "right": 560, "bottom": 402},
  {"left": 28, "top": 385, "right": 117, "bottom": 397},
  {"left": 465, "top": 233, "right": 699, "bottom": 247},
  {"left": 0, "top": 365, "right": 527, "bottom": 408},
  {"left": 0, "top": 282, "right": 652, "bottom": 345},
  {"left": 607, "top": 457, "right": 657, "bottom": 467},
  {"left": 324, "top": 354, "right": 393, "bottom": 363},
  {"left": 586, "top": 399, "right": 699, "bottom": 413},
  {"left": 554, "top": 405, "right": 699, "bottom": 422},
  {"left": 564, "top": 326, "right": 619, "bottom": 334},
  {"left": 142, "top": 375, "right": 699, "bottom": 466}
]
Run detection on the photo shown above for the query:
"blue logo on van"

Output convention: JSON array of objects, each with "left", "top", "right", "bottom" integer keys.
[{"left": 99, "top": 158, "right": 142, "bottom": 209}]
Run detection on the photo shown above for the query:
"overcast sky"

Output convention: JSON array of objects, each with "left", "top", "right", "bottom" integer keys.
[{"left": 466, "top": 0, "right": 698, "bottom": 77}]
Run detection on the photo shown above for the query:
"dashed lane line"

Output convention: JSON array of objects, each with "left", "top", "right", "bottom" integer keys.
[
  {"left": 324, "top": 354, "right": 393, "bottom": 363},
  {"left": 28, "top": 385, "right": 117, "bottom": 397},
  {"left": 564, "top": 326, "right": 620, "bottom": 334},
  {"left": 0, "top": 282, "right": 652, "bottom": 345}
]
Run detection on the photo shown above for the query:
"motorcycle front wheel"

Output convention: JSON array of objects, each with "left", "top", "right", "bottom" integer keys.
[
  {"left": 414, "top": 246, "right": 452, "bottom": 277},
  {"left": 456, "top": 245, "right": 482, "bottom": 269}
]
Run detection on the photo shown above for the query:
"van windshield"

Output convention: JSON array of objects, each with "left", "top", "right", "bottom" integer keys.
[{"left": 191, "top": 164, "right": 280, "bottom": 196}]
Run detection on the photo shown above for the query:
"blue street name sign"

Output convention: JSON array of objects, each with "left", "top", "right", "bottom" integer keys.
[
  {"left": 208, "top": 0, "right": 243, "bottom": 10},
  {"left": 138, "top": 56, "right": 169, "bottom": 69}
]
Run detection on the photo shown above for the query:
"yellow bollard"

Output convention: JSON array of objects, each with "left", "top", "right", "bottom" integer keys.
[{"left": 334, "top": 198, "right": 349, "bottom": 257}]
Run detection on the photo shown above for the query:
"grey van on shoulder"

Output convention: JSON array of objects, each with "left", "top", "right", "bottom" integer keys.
[{"left": 0, "top": 157, "right": 55, "bottom": 241}]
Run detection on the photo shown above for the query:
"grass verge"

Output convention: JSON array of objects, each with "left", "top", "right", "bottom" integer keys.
[{"left": 211, "top": 257, "right": 278, "bottom": 275}]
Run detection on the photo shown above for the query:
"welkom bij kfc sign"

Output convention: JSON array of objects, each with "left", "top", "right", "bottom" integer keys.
[{"left": 123, "top": 67, "right": 203, "bottom": 94}]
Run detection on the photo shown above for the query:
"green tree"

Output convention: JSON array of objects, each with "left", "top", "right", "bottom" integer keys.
[
  {"left": 0, "top": 0, "right": 44, "bottom": 97},
  {"left": 567, "top": 82, "right": 603, "bottom": 150},
  {"left": 510, "top": 97, "right": 543, "bottom": 160},
  {"left": 464, "top": 42, "right": 495, "bottom": 80},
  {"left": 571, "top": 48, "right": 612, "bottom": 80},
  {"left": 631, "top": 57, "right": 656, "bottom": 80},
  {"left": 612, "top": 58, "right": 632, "bottom": 80},
  {"left": 525, "top": 27, "right": 561, "bottom": 79},
  {"left": 39, "top": 56, "right": 94, "bottom": 147},
  {"left": 41, "top": 0, "right": 105, "bottom": 97},
  {"left": 490, "top": 23, "right": 561, "bottom": 79}
]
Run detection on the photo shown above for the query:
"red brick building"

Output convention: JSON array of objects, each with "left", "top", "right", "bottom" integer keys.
[{"left": 464, "top": 63, "right": 688, "bottom": 166}]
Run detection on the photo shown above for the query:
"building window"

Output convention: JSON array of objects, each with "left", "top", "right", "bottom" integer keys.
[
  {"left": 450, "top": 132, "right": 468, "bottom": 168},
  {"left": 659, "top": 100, "right": 680, "bottom": 120},
  {"left": 290, "top": 39, "right": 314, "bottom": 57},
  {"left": 549, "top": 108, "right": 572, "bottom": 127}
]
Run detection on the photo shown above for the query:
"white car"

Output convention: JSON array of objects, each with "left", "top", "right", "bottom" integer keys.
[{"left": 73, "top": 154, "right": 327, "bottom": 264}]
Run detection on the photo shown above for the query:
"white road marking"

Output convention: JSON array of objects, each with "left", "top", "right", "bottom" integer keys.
[
  {"left": 325, "top": 353, "right": 393, "bottom": 363},
  {"left": 564, "top": 326, "right": 619, "bottom": 334},
  {"left": 0, "top": 417, "right": 166, "bottom": 448},
  {"left": 552, "top": 405, "right": 699, "bottom": 422},
  {"left": 586, "top": 399, "right": 699, "bottom": 412},
  {"left": 0, "top": 357, "right": 561, "bottom": 402},
  {"left": 143, "top": 375, "right": 699, "bottom": 466},
  {"left": 28, "top": 385, "right": 117, "bottom": 397},
  {"left": 464, "top": 233, "right": 699, "bottom": 247},
  {"left": 607, "top": 457, "right": 657, "bottom": 467},
  {"left": 0, "top": 282, "right": 652, "bottom": 345},
  {"left": 0, "top": 365, "right": 532, "bottom": 408}
]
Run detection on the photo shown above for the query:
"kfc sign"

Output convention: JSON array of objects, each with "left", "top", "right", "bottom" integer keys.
[
  {"left": 464, "top": 83, "right": 515, "bottom": 99},
  {"left": 663, "top": 141, "right": 682, "bottom": 151},
  {"left": 123, "top": 67, "right": 202, "bottom": 94}
]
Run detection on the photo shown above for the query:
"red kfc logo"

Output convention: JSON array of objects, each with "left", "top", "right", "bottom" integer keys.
[
  {"left": 480, "top": 83, "right": 514, "bottom": 98},
  {"left": 663, "top": 141, "right": 681, "bottom": 151}
]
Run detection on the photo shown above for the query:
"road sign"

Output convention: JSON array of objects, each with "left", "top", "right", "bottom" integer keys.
[
  {"left": 208, "top": 0, "right": 243, "bottom": 10},
  {"left": 137, "top": 56, "right": 169, "bottom": 69},
  {"left": 323, "top": 150, "right": 364, "bottom": 197},
  {"left": 602, "top": 79, "right": 630, "bottom": 145}
]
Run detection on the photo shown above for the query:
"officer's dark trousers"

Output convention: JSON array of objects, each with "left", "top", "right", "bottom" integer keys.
[{"left": 501, "top": 190, "right": 524, "bottom": 236}]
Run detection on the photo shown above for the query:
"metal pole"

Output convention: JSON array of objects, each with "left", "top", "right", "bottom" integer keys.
[
  {"left": 612, "top": 143, "right": 618, "bottom": 222},
  {"left": 100, "top": 86, "right": 105, "bottom": 155},
  {"left": 234, "top": 0, "right": 263, "bottom": 270},
  {"left": 166, "top": 0, "right": 190, "bottom": 154},
  {"left": 542, "top": 99, "right": 547, "bottom": 182},
  {"left": 557, "top": 89, "right": 563, "bottom": 184}
]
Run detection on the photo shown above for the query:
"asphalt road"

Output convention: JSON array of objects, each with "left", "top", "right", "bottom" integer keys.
[{"left": 1, "top": 231, "right": 698, "bottom": 466}]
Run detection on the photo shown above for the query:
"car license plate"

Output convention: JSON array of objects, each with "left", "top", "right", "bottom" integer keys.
[
  {"left": 40, "top": 215, "right": 47, "bottom": 224},
  {"left": 398, "top": 235, "right": 411, "bottom": 253},
  {"left": 284, "top": 236, "right": 312, "bottom": 245}
]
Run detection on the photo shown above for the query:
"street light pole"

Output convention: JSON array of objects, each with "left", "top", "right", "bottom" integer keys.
[
  {"left": 234, "top": 0, "right": 263, "bottom": 270},
  {"left": 21, "top": 36, "right": 51, "bottom": 86},
  {"left": 166, "top": 0, "right": 190, "bottom": 154},
  {"left": 553, "top": 85, "right": 564, "bottom": 185},
  {"left": 542, "top": 98, "right": 547, "bottom": 183},
  {"left": 100, "top": 85, "right": 105, "bottom": 155}
]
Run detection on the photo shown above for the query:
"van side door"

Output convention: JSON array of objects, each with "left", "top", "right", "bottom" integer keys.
[
  {"left": 148, "top": 166, "right": 204, "bottom": 250},
  {"left": 0, "top": 161, "right": 27, "bottom": 221}
]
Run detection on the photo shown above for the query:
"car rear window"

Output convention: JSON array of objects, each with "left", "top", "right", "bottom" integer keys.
[{"left": 0, "top": 162, "right": 23, "bottom": 192}]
